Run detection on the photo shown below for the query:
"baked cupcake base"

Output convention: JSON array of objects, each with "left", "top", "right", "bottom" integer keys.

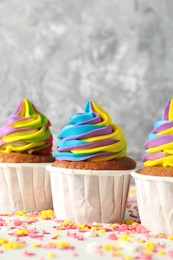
[
  {"left": 47, "top": 165, "right": 132, "bottom": 224},
  {"left": 53, "top": 157, "right": 136, "bottom": 170},
  {"left": 137, "top": 166, "right": 173, "bottom": 177},
  {"left": 0, "top": 152, "right": 54, "bottom": 163},
  {"left": 131, "top": 169, "right": 173, "bottom": 235}
]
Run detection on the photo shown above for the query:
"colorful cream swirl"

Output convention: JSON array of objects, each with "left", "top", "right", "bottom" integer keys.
[
  {"left": 0, "top": 98, "right": 53, "bottom": 155},
  {"left": 54, "top": 101, "right": 127, "bottom": 162},
  {"left": 143, "top": 99, "right": 173, "bottom": 167}
]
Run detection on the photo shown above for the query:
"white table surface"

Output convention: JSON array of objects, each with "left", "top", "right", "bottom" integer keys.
[{"left": 0, "top": 186, "right": 173, "bottom": 260}]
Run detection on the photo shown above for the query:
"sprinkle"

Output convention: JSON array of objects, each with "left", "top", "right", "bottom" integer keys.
[
  {"left": 0, "top": 238, "right": 8, "bottom": 245},
  {"left": 15, "top": 229, "right": 29, "bottom": 237},
  {"left": 101, "top": 244, "right": 115, "bottom": 251},
  {"left": 23, "top": 250, "right": 36, "bottom": 256},
  {"left": 16, "top": 211, "right": 27, "bottom": 217},
  {"left": 57, "top": 241, "right": 71, "bottom": 249},
  {"left": 31, "top": 243, "right": 41, "bottom": 248},
  {"left": 98, "top": 229, "right": 106, "bottom": 234},
  {"left": 108, "top": 233, "right": 118, "bottom": 240},
  {"left": 51, "top": 234, "right": 60, "bottom": 239},
  {"left": 13, "top": 219, "right": 24, "bottom": 226},
  {"left": 167, "top": 236, "right": 173, "bottom": 240},
  {"left": 2, "top": 241, "right": 26, "bottom": 249},
  {"left": 112, "top": 250, "right": 121, "bottom": 256},
  {"left": 168, "top": 250, "right": 173, "bottom": 257},
  {"left": 47, "top": 252, "right": 56, "bottom": 258},
  {"left": 157, "top": 249, "right": 166, "bottom": 255}
]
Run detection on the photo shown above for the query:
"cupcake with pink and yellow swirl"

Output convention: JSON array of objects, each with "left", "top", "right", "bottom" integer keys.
[
  {"left": 0, "top": 98, "right": 54, "bottom": 212},
  {"left": 132, "top": 99, "right": 173, "bottom": 235},
  {"left": 47, "top": 101, "right": 136, "bottom": 223}
]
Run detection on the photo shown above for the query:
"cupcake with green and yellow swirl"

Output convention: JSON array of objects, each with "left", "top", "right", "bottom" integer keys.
[
  {"left": 0, "top": 98, "right": 53, "bottom": 212},
  {"left": 47, "top": 101, "right": 136, "bottom": 223}
]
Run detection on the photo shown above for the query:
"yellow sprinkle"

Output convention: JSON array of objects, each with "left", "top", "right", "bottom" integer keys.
[
  {"left": 118, "top": 235, "right": 133, "bottom": 242},
  {"left": 2, "top": 241, "right": 26, "bottom": 250},
  {"left": 15, "top": 229, "right": 28, "bottom": 235},
  {"left": 167, "top": 235, "right": 173, "bottom": 240},
  {"left": 47, "top": 252, "right": 56, "bottom": 258},
  {"left": 16, "top": 211, "right": 27, "bottom": 216},
  {"left": 98, "top": 229, "right": 106, "bottom": 234},
  {"left": 63, "top": 220, "right": 74, "bottom": 226},
  {"left": 91, "top": 226, "right": 99, "bottom": 231},
  {"left": 145, "top": 241, "right": 156, "bottom": 250},
  {"left": 158, "top": 249, "right": 166, "bottom": 255},
  {"left": 124, "top": 219, "right": 133, "bottom": 225},
  {"left": 102, "top": 244, "right": 115, "bottom": 251},
  {"left": 113, "top": 250, "right": 121, "bottom": 256},
  {"left": 57, "top": 226, "right": 65, "bottom": 230},
  {"left": 110, "top": 224, "right": 117, "bottom": 229},
  {"left": 31, "top": 243, "right": 40, "bottom": 248},
  {"left": 132, "top": 222, "right": 139, "bottom": 226},
  {"left": 46, "top": 209, "right": 54, "bottom": 215},
  {"left": 57, "top": 241, "right": 70, "bottom": 248},
  {"left": 0, "top": 238, "right": 8, "bottom": 245},
  {"left": 52, "top": 234, "right": 60, "bottom": 239},
  {"left": 77, "top": 224, "right": 89, "bottom": 230},
  {"left": 29, "top": 217, "right": 36, "bottom": 221},
  {"left": 39, "top": 209, "right": 54, "bottom": 220}
]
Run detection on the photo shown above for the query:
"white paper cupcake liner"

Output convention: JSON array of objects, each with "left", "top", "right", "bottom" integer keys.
[
  {"left": 0, "top": 163, "right": 53, "bottom": 212},
  {"left": 47, "top": 166, "right": 131, "bottom": 223},
  {"left": 131, "top": 170, "right": 173, "bottom": 235}
]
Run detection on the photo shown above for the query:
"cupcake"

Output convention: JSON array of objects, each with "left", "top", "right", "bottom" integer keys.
[
  {"left": 131, "top": 99, "right": 173, "bottom": 234},
  {"left": 0, "top": 98, "right": 54, "bottom": 212},
  {"left": 47, "top": 101, "right": 136, "bottom": 223}
]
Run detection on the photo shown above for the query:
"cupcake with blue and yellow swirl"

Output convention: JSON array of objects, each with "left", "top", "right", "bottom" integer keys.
[
  {"left": 0, "top": 98, "right": 54, "bottom": 212},
  {"left": 48, "top": 101, "right": 136, "bottom": 223},
  {"left": 131, "top": 99, "right": 173, "bottom": 235}
]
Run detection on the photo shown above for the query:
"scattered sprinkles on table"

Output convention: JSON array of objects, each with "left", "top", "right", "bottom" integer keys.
[{"left": 0, "top": 187, "right": 173, "bottom": 259}]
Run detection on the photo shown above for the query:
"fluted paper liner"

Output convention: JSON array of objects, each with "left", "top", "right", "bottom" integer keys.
[
  {"left": 131, "top": 170, "right": 173, "bottom": 235},
  {"left": 0, "top": 163, "right": 52, "bottom": 212},
  {"left": 47, "top": 166, "right": 131, "bottom": 223}
]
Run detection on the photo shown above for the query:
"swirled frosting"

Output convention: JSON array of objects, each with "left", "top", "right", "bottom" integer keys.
[
  {"left": 54, "top": 101, "right": 127, "bottom": 162},
  {"left": 0, "top": 98, "right": 53, "bottom": 155},
  {"left": 143, "top": 99, "right": 173, "bottom": 167}
]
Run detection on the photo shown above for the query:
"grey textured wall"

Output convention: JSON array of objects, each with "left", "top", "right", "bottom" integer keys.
[{"left": 0, "top": 0, "right": 173, "bottom": 164}]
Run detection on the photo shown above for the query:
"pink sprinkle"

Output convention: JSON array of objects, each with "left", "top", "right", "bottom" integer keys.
[
  {"left": 108, "top": 233, "right": 118, "bottom": 240},
  {"left": 13, "top": 219, "right": 24, "bottom": 226},
  {"left": 29, "top": 228, "right": 39, "bottom": 234},
  {"left": 29, "top": 234, "right": 44, "bottom": 239},
  {"left": 129, "top": 213, "right": 138, "bottom": 218},
  {"left": 77, "top": 235, "right": 84, "bottom": 241},
  {"left": 23, "top": 250, "right": 36, "bottom": 256},
  {"left": 168, "top": 250, "right": 173, "bottom": 258},
  {"left": 135, "top": 253, "right": 152, "bottom": 260},
  {"left": 42, "top": 230, "right": 50, "bottom": 235},
  {"left": 156, "top": 242, "right": 166, "bottom": 248},
  {"left": 73, "top": 253, "right": 78, "bottom": 257},
  {"left": 0, "top": 250, "right": 3, "bottom": 254},
  {"left": 104, "top": 228, "right": 112, "bottom": 232}
]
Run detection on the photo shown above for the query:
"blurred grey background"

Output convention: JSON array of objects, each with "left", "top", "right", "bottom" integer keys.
[{"left": 0, "top": 0, "right": 173, "bottom": 166}]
